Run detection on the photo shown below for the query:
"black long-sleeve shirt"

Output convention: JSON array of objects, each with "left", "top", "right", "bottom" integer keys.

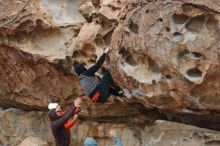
[
  {"left": 82, "top": 53, "right": 106, "bottom": 75},
  {"left": 49, "top": 106, "right": 76, "bottom": 146},
  {"left": 75, "top": 53, "right": 107, "bottom": 96}
]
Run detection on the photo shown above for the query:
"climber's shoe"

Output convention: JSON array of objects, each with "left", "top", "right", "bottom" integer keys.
[
  {"left": 118, "top": 90, "right": 124, "bottom": 97},
  {"left": 115, "top": 85, "right": 124, "bottom": 97}
]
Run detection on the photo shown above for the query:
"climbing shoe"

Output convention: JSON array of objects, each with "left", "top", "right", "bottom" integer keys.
[{"left": 114, "top": 85, "right": 124, "bottom": 97}]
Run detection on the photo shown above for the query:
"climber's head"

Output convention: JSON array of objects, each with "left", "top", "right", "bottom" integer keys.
[
  {"left": 48, "top": 103, "right": 63, "bottom": 121},
  {"left": 55, "top": 104, "right": 62, "bottom": 113},
  {"left": 48, "top": 103, "right": 61, "bottom": 111},
  {"left": 48, "top": 109, "right": 62, "bottom": 121},
  {"left": 84, "top": 137, "right": 99, "bottom": 146},
  {"left": 74, "top": 63, "right": 87, "bottom": 75}
]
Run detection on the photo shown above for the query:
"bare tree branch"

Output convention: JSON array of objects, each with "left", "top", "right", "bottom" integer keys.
[{"left": 0, "top": 0, "right": 32, "bottom": 28}]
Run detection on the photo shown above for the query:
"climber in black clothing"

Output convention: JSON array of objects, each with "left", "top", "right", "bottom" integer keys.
[{"left": 74, "top": 48, "right": 123, "bottom": 103}]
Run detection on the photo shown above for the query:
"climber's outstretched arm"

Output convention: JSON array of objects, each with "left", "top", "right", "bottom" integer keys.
[
  {"left": 85, "top": 48, "right": 111, "bottom": 75},
  {"left": 85, "top": 53, "right": 107, "bottom": 75},
  {"left": 52, "top": 98, "right": 81, "bottom": 129},
  {"left": 52, "top": 106, "right": 76, "bottom": 129},
  {"left": 74, "top": 108, "right": 81, "bottom": 114},
  {"left": 109, "top": 129, "right": 123, "bottom": 146}
]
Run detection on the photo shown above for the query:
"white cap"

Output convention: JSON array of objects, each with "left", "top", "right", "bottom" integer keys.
[{"left": 48, "top": 103, "right": 59, "bottom": 110}]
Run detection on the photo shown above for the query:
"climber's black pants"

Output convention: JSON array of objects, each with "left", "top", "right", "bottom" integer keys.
[{"left": 97, "top": 71, "right": 121, "bottom": 103}]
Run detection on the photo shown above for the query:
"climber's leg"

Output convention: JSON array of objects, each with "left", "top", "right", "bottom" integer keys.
[
  {"left": 109, "top": 87, "right": 121, "bottom": 96},
  {"left": 97, "top": 83, "right": 110, "bottom": 103},
  {"left": 101, "top": 70, "right": 123, "bottom": 92},
  {"left": 101, "top": 70, "right": 115, "bottom": 86},
  {"left": 96, "top": 71, "right": 115, "bottom": 102},
  {"left": 97, "top": 71, "right": 124, "bottom": 103}
]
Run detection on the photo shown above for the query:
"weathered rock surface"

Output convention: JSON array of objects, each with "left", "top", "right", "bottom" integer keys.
[
  {"left": 108, "top": 0, "right": 220, "bottom": 130},
  {"left": 143, "top": 120, "right": 220, "bottom": 146},
  {"left": 17, "top": 137, "right": 49, "bottom": 146},
  {"left": 0, "top": 0, "right": 85, "bottom": 61},
  {"left": 0, "top": 44, "right": 83, "bottom": 110},
  {"left": 0, "top": 108, "right": 53, "bottom": 145},
  {"left": 1, "top": 108, "right": 220, "bottom": 146},
  {"left": 0, "top": 0, "right": 220, "bottom": 145}
]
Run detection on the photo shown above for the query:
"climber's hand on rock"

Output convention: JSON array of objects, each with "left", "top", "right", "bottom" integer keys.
[
  {"left": 104, "top": 47, "right": 111, "bottom": 54},
  {"left": 74, "top": 114, "right": 78, "bottom": 119},
  {"left": 109, "top": 129, "right": 117, "bottom": 138},
  {"left": 74, "top": 97, "right": 81, "bottom": 107}
]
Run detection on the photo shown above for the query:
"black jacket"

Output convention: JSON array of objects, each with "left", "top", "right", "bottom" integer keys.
[
  {"left": 48, "top": 106, "right": 76, "bottom": 146},
  {"left": 74, "top": 53, "right": 106, "bottom": 76},
  {"left": 74, "top": 53, "right": 107, "bottom": 96}
]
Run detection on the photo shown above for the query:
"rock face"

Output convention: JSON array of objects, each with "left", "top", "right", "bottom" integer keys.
[
  {"left": 0, "top": 108, "right": 52, "bottom": 145},
  {"left": 0, "top": 0, "right": 84, "bottom": 110},
  {"left": 143, "top": 120, "right": 220, "bottom": 146},
  {"left": 1, "top": 108, "right": 220, "bottom": 146},
  {"left": 109, "top": 0, "right": 220, "bottom": 130},
  {"left": 1, "top": 0, "right": 220, "bottom": 145},
  {"left": 17, "top": 137, "right": 49, "bottom": 146},
  {"left": 108, "top": 0, "right": 220, "bottom": 129}
]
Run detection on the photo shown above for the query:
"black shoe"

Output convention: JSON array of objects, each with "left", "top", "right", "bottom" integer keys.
[
  {"left": 118, "top": 90, "right": 124, "bottom": 97},
  {"left": 114, "top": 85, "right": 124, "bottom": 97}
]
